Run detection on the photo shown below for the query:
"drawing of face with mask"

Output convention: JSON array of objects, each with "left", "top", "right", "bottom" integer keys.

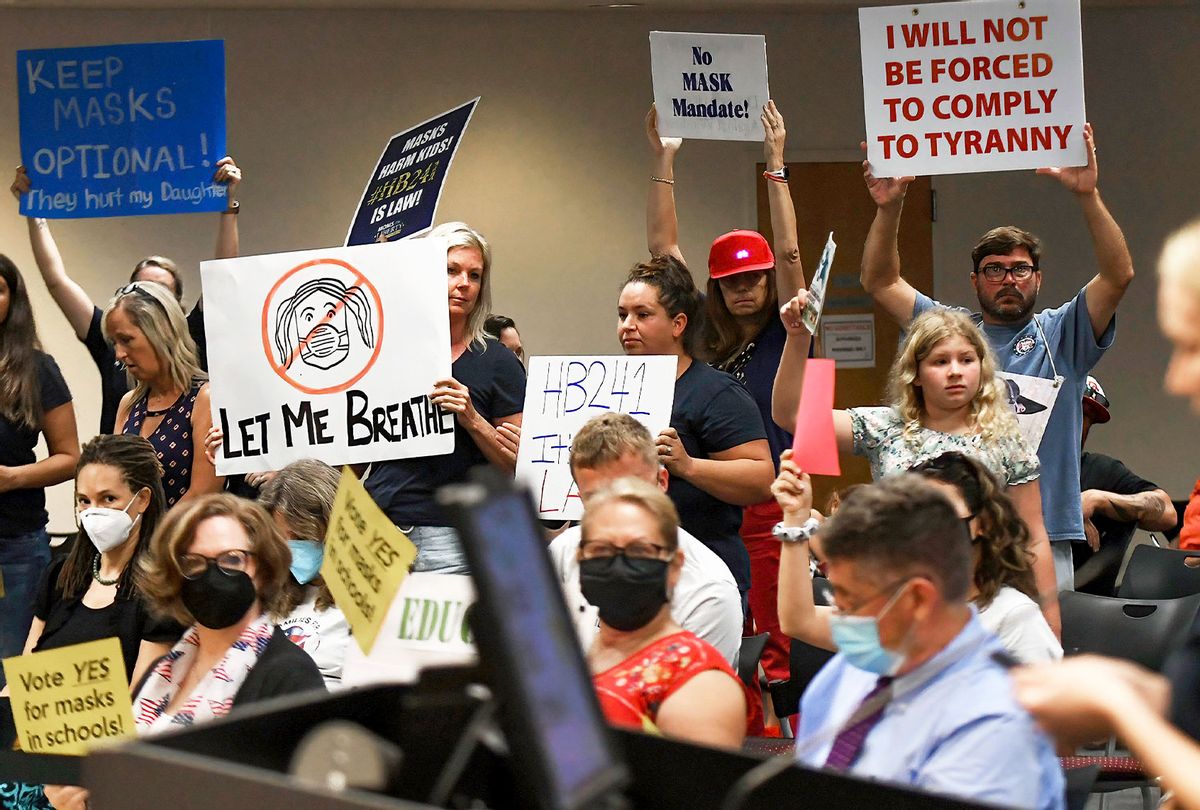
[{"left": 273, "top": 278, "right": 375, "bottom": 372}]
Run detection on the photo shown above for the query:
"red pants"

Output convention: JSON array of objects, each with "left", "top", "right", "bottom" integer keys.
[{"left": 741, "top": 499, "right": 792, "bottom": 734}]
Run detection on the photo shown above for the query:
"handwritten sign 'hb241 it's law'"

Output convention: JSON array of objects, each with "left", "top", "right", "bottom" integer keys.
[
  {"left": 345, "top": 98, "right": 478, "bottom": 246},
  {"left": 859, "top": 0, "right": 1085, "bottom": 177},
  {"left": 516, "top": 355, "right": 676, "bottom": 520},
  {"left": 650, "top": 32, "right": 769, "bottom": 142},
  {"left": 18, "top": 40, "right": 227, "bottom": 219},
  {"left": 202, "top": 240, "right": 453, "bottom": 475}
]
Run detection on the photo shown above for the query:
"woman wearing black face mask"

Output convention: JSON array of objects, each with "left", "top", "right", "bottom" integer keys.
[
  {"left": 128, "top": 493, "right": 324, "bottom": 734},
  {"left": 583, "top": 478, "right": 748, "bottom": 749}
]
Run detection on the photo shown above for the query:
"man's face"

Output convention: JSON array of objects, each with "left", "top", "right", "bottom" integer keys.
[
  {"left": 971, "top": 247, "right": 1041, "bottom": 324},
  {"left": 825, "top": 557, "right": 915, "bottom": 652},
  {"left": 132, "top": 265, "right": 181, "bottom": 301},
  {"left": 499, "top": 327, "right": 524, "bottom": 363},
  {"left": 1159, "top": 277, "right": 1200, "bottom": 415},
  {"left": 573, "top": 452, "right": 666, "bottom": 504}
]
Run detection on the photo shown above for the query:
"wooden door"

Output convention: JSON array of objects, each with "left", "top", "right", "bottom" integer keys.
[{"left": 757, "top": 164, "right": 934, "bottom": 510}]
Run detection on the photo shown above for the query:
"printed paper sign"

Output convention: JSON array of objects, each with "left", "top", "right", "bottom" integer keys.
[
  {"left": 17, "top": 40, "right": 227, "bottom": 218},
  {"left": 517, "top": 355, "right": 676, "bottom": 520},
  {"left": 341, "top": 573, "right": 477, "bottom": 687},
  {"left": 859, "top": 0, "right": 1086, "bottom": 176},
  {"left": 822, "top": 313, "right": 876, "bottom": 369},
  {"left": 802, "top": 233, "right": 837, "bottom": 335},
  {"left": 4, "top": 637, "right": 135, "bottom": 756},
  {"left": 997, "top": 370, "right": 1061, "bottom": 450},
  {"left": 346, "top": 98, "right": 478, "bottom": 245},
  {"left": 650, "top": 32, "right": 770, "bottom": 141},
  {"left": 202, "top": 239, "right": 454, "bottom": 475},
  {"left": 322, "top": 468, "right": 418, "bottom": 656}
]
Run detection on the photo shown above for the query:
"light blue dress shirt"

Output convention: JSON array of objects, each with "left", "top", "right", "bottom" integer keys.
[{"left": 795, "top": 612, "right": 1065, "bottom": 810}]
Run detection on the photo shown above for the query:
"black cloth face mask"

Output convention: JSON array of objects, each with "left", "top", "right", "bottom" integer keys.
[
  {"left": 180, "top": 564, "right": 258, "bottom": 630},
  {"left": 579, "top": 554, "right": 670, "bottom": 632}
]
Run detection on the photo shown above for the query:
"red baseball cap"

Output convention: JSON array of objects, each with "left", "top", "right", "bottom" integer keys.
[
  {"left": 708, "top": 230, "right": 775, "bottom": 279},
  {"left": 1082, "top": 375, "right": 1111, "bottom": 423}
]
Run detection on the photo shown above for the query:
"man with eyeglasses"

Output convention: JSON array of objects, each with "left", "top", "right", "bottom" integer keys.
[
  {"left": 793, "top": 475, "right": 1064, "bottom": 809},
  {"left": 546, "top": 413, "right": 742, "bottom": 666},
  {"left": 858, "top": 125, "right": 1134, "bottom": 592}
]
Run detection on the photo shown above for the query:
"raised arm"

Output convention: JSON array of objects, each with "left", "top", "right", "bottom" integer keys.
[
  {"left": 762, "top": 102, "right": 804, "bottom": 301},
  {"left": 859, "top": 144, "right": 918, "bottom": 326},
  {"left": 11, "top": 167, "right": 95, "bottom": 339},
  {"left": 1036, "top": 124, "right": 1134, "bottom": 340},
  {"left": 213, "top": 156, "right": 242, "bottom": 262},
  {"left": 644, "top": 106, "right": 685, "bottom": 263},
  {"left": 770, "top": 293, "right": 855, "bottom": 455},
  {"left": 773, "top": 451, "right": 835, "bottom": 650}
]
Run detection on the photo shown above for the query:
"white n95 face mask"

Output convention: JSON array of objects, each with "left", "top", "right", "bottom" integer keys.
[{"left": 79, "top": 493, "right": 143, "bottom": 553}]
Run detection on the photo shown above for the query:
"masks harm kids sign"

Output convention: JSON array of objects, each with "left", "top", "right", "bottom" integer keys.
[
  {"left": 202, "top": 240, "right": 454, "bottom": 475},
  {"left": 516, "top": 355, "right": 675, "bottom": 520},
  {"left": 859, "top": 0, "right": 1086, "bottom": 177},
  {"left": 17, "top": 40, "right": 227, "bottom": 218},
  {"left": 650, "top": 32, "right": 770, "bottom": 141}
]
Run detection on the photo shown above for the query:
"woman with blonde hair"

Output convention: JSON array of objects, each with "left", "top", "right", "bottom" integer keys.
[
  {"left": 105, "top": 281, "right": 222, "bottom": 508},
  {"left": 773, "top": 295, "right": 1059, "bottom": 634}
]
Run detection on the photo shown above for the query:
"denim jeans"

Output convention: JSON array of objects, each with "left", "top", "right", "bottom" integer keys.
[
  {"left": 0, "top": 528, "right": 51, "bottom": 688},
  {"left": 400, "top": 525, "right": 469, "bottom": 575}
]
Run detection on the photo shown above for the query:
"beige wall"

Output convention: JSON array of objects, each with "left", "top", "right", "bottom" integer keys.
[{"left": 0, "top": 5, "right": 1196, "bottom": 530}]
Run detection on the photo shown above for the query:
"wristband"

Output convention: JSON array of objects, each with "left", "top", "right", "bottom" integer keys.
[
  {"left": 223, "top": 200, "right": 240, "bottom": 215},
  {"left": 650, "top": 176, "right": 675, "bottom": 185},
  {"left": 772, "top": 517, "right": 820, "bottom": 543}
]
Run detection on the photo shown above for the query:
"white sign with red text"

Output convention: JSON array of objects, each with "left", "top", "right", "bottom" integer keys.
[{"left": 859, "top": 0, "right": 1086, "bottom": 177}]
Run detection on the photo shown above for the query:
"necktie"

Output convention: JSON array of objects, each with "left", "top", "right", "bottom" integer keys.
[{"left": 823, "top": 676, "right": 894, "bottom": 772}]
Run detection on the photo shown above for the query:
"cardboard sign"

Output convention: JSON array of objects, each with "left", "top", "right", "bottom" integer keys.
[
  {"left": 345, "top": 98, "right": 478, "bottom": 245},
  {"left": 17, "top": 40, "right": 227, "bottom": 218},
  {"left": 997, "top": 369, "right": 1061, "bottom": 450},
  {"left": 801, "top": 232, "right": 838, "bottom": 335},
  {"left": 792, "top": 358, "right": 841, "bottom": 476},
  {"left": 341, "top": 573, "right": 477, "bottom": 687},
  {"left": 859, "top": 0, "right": 1086, "bottom": 177},
  {"left": 650, "top": 32, "right": 770, "bottom": 141},
  {"left": 516, "top": 355, "right": 676, "bottom": 520},
  {"left": 4, "top": 637, "right": 135, "bottom": 756},
  {"left": 202, "top": 240, "right": 454, "bottom": 475},
  {"left": 321, "top": 468, "right": 418, "bottom": 655}
]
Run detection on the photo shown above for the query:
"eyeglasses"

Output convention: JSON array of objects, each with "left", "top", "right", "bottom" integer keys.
[
  {"left": 113, "top": 282, "right": 168, "bottom": 312},
  {"left": 177, "top": 550, "right": 256, "bottom": 579},
  {"left": 830, "top": 578, "right": 908, "bottom": 617},
  {"left": 579, "top": 541, "right": 672, "bottom": 561},
  {"left": 978, "top": 263, "right": 1035, "bottom": 282}
]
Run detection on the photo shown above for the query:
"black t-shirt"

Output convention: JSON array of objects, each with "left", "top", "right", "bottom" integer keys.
[
  {"left": 714, "top": 317, "right": 793, "bottom": 472},
  {"left": 83, "top": 306, "right": 130, "bottom": 436},
  {"left": 187, "top": 302, "right": 208, "bottom": 372},
  {"left": 33, "top": 556, "right": 184, "bottom": 680},
  {"left": 1079, "top": 451, "right": 1159, "bottom": 549},
  {"left": 366, "top": 338, "right": 526, "bottom": 526},
  {"left": 668, "top": 360, "right": 766, "bottom": 593},
  {"left": 0, "top": 352, "right": 72, "bottom": 535}
]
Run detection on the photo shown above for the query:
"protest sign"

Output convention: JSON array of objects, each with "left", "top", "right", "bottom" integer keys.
[
  {"left": 345, "top": 98, "right": 478, "bottom": 245},
  {"left": 17, "top": 40, "right": 227, "bottom": 219},
  {"left": 342, "top": 573, "right": 477, "bottom": 687},
  {"left": 322, "top": 468, "right": 418, "bottom": 656},
  {"left": 997, "top": 370, "right": 1060, "bottom": 450},
  {"left": 792, "top": 358, "right": 841, "bottom": 476},
  {"left": 859, "top": 0, "right": 1085, "bottom": 176},
  {"left": 801, "top": 232, "right": 837, "bottom": 335},
  {"left": 4, "top": 637, "right": 135, "bottom": 756},
  {"left": 516, "top": 355, "right": 676, "bottom": 520},
  {"left": 202, "top": 239, "right": 454, "bottom": 475},
  {"left": 650, "top": 32, "right": 769, "bottom": 141}
]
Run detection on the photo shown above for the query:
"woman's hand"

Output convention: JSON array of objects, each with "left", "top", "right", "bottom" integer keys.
[
  {"left": 771, "top": 450, "right": 813, "bottom": 522},
  {"left": 645, "top": 105, "right": 683, "bottom": 159},
  {"left": 43, "top": 786, "right": 90, "bottom": 810},
  {"left": 495, "top": 421, "right": 522, "bottom": 455},
  {"left": 213, "top": 156, "right": 242, "bottom": 202},
  {"left": 431, "top": 377, "right": 479, "bottom": 425},
  {"left": 204, "top": 425, "right": 223, "bottom": 465},
  {"left": 779, "top": 290, "right": 809, "bottom": 335},
  {"left": 655, "top": 428, "right": 694, "bottom": 477},
  {"left": 10, "top": 165, "right": 31, "bottom": 201},
  {"left": 762, "top": 100, "right": 787, "bottom": 168}
]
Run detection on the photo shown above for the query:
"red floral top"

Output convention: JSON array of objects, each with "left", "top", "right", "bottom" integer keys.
[{"left": 593, "top": 630, "right": 745, "bottom": 734}]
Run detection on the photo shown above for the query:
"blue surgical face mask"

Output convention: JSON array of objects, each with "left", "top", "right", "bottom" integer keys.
[
  {"left": 828, "top": 581, "right": 911, "bottom": 676},
  {"left": 288, "top": 539, "right": 325, "bottom": 585}
]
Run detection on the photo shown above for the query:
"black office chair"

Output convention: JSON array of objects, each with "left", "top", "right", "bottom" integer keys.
[
  {"left": 1058, "top": 590, "right": 1200, "bottom": 810},
  {"left": 737, "top": 633, "right": 770, "bottom": 690},
  {"left": 1117, "top": 545, "right": 1200, "bottom": 600}
]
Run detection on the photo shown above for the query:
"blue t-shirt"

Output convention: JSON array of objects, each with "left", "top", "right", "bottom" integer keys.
[
  {"left": 712, "top": 317, "right": 793, "bottom": 473},
  {"left": 913, "top": 288, "right": 1114, "bottom": 542},
  {"left": 669, "top": 360, "right": 766, "bottom": 593},
  {"left": 365, "top": 338, "right": 526, "bottom": 526}
]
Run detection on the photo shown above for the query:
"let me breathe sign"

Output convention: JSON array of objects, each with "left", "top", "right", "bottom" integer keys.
[
  {"left": 202, "top": 240, "right": 453, "bottom": 475},
  {"left": 859, "top": 0, "right": 1086, "bottom": 176}
]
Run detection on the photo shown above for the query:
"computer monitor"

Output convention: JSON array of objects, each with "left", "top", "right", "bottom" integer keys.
[{"left": 438, "top": 473, "right": 628, "bottom": 810}]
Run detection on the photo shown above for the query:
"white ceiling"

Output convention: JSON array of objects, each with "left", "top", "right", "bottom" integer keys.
[{"left": 1, "top": 0, "right": 1181, "bottom": 10}]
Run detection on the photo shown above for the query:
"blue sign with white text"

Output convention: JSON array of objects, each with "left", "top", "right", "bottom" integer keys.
[
  {"left": 17, "top": 39, "right": 227, "bottom": 219},
  {"left": 345, "top": 98, "right": 478, "bottom": 246}
]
